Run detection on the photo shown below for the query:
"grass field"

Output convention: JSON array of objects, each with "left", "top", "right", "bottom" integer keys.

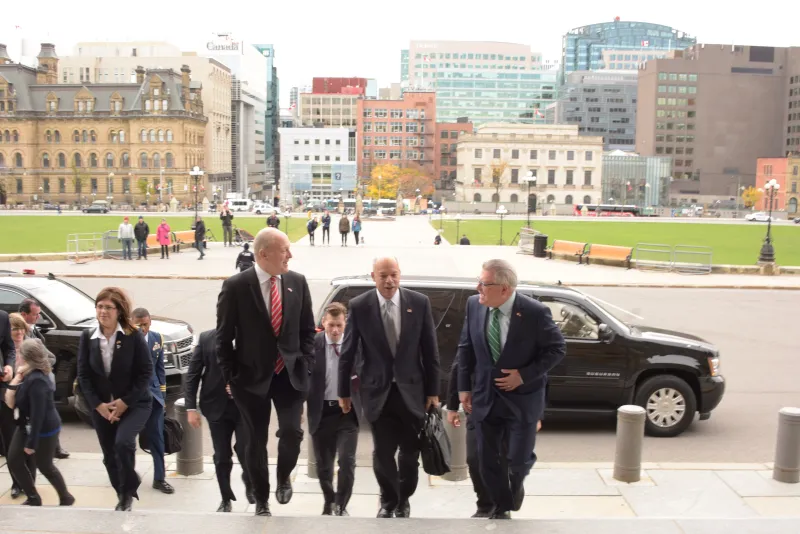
[
  {"left": 436, "top": 219, "right": 800, "bottom": 266},
  {"left": 0, "top": 214, "right": 309, "bottom": 254}
]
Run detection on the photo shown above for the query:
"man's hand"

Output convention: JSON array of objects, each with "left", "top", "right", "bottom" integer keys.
[
  {"left": 1, "top": 365, "right": 13, "bottom": 383},
  {"left": 109, "top": 399, "right": 129, "bottom": 419},
  {"left": 425, "top": 396, "right": 439, "bottom": 411},
  {"left": 95, "top": 403, "right": 114, "bottom": 422},
  {"left": 187, "top": 411, "right": 202, "bottom": 429},
  {"left": 339, "top": 397, "right": 352, "bottom": 413},
  {"left": 495, "top": 369, "right": 523, "bottom": 392},
  {"left": 459, "top": 392, "right": 472, "bottom": 413},
  {"left": 446, "top": 410, "right": 461, "bottom": 427},
  {"left": 24, "top": 448, "right": 35, "bottom": 455},
  {"left": 225, "top": 384, "right": 232, "bottom": 398},
  {"left": 537, "top": 420, "right": 542, "bottom": 432}
]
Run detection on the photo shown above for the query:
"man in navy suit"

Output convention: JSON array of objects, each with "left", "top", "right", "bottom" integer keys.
[{"left": 458, "top": 259, "right": 565, "bottom": 519}]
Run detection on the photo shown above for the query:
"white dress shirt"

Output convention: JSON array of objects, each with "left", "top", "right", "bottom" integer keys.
[
  {"left": 254, "top": 263, "right": 282, "bottom": 317},
  {"left": 376, "top": 288, "right": 401, "bottom": 342},
  {"left": 92, "top": 323, "right": 125, "bottom": 376},
  {"left": 324, "top": 333, "right": 342, "bottom": 401},
  {"left": 487, "top": 291, "right": 516, "bottom": 352}
]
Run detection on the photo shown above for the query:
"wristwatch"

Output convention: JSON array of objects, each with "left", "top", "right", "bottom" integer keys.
[{"left": 7, "top": 384, "right": 19, "bottom": 390}]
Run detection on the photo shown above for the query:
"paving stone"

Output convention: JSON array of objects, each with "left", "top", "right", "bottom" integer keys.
[
  {"left": 742, "top": 497, "right": 800, "bottom": 517},
  {"left": 598, "top": 468, "right": 656, "bottom": 487},
  {"left": 515, "top": 495, "right": 635, "bottom": 519},
  {"left": 677, "top": 518, "right": 800, "bottom": 533},
  {"left": 716, "top": 470, "right": 800, "bottom": 497},
  {"left": 523, "top": 468, "right": 621, "bottom": 496}
]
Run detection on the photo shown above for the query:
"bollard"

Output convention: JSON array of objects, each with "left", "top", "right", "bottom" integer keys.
[
  {"left": 442, "top": 406, "right": 469, "bottom": 481},
  {"left": 613, "top": 405, "right": 646, "bottom": 483},
  {"left": 307, "top": 434, "right": 318, "bottom": 479},
  {"left": 174, "top": 398, "right": 203, "bottom": 476},
  {"left": 773, "top": 407, "right": 800, "bottom": 483}
]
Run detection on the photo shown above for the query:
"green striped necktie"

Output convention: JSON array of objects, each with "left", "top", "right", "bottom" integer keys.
[{"left": 488, "top": 307, "right": 501, "bottom": 363}]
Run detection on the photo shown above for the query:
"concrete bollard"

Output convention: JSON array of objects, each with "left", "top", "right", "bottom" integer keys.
[
  {"left": 442, "top": 406, "right": 469, "bottom": 481},
  {"left": 613, "top": 405, "right": 646, "bottom": 483},
  {"left": 773, "top": 407, "right": 800, "bottom": 483},
  {"left": 174, "top": 398, "right": 203, "bottom": 476},
  {"left": 307, "top": 434, "right": 318, "bottom": 479}
]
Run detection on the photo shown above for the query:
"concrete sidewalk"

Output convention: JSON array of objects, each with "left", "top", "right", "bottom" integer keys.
[{"left": 3, "top": 455, "right": 800, "bottom": 520}]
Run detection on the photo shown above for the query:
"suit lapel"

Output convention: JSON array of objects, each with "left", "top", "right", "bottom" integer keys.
[
  {"left": 369, "top": 290, "right": 393, "bottom": 356},
  {"left": 396, "top": 288, "right": 414, "bottom": 356},
  {"left": 474, "top": 302, "right": 490, "bottom": 361},
  {"left": 499, "top": 295, "right": 524, "bottom": 362},
  {"left": 315, "top": 335, "right": 327, "bottom": 390},
  {"left": 109, "top": 331, "right": 126, "bottom": 378},
  {"left": 248, "top": 268, "right": 270, "bottom": 324},
  {"left": 90, "top": 337, "right": 104, "bottom": 374}
]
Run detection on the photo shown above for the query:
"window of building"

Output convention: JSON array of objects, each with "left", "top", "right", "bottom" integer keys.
[
  {"left": 140, "top": 153, "right": 148, "bottom": 168},
  {"left": 511, "top": 149, "right": 519, "bottom": 159},
  {"left": 474, "top": 148, "right": 483, "bottom": 159},
  {"left": 374, "top": 150, "right": 386, "bottom": 159},
  {"left": 764, "top": 164, "right": 773, "bottom": 176},
  {"left": 549, "top": 150, "right": 556, "bottom": 160},
  {"left": 530, "top": 149, "right": 537, "bottom": 160},
  {"left": 547, "top": 169, "right": 555, "bottom": 184},
  {"left": 57, "top": 153, "right": 66, "bottom": 168},
  {"left": 473, "top": 168, "right": 482, "bottom": 181},
  {"left": 450, "top": 131, "right": 459, "bottom": 139},
  {"left": 54, "top": 131, "right": 61, "bottom": 143},
  {"left": 149, "top": 130, "right": 156, "bottom": 143},
  {"left": 566, "top": 170, "right": 574, "bottom": 185},
  {"left": 585, "top": 151, "right": 593, "bottom": 161},
  {"left": 121, "top": 153, "right": 130, "bottom": 168},
  {"left": 73, "top": 153, "right": 81, "bottom": 167},
  {"left": 567, "top": 151, "right": 574, "bottom": 161},
  {"left": 374, "top": 109, "right": 387, "bottom": 118},
  {"left": 58, "top": 178, "right": 66, "bottom": 193},
  {"left": 510, "top": 169, "right": 519, "bottom": 183},
  {"left": 584, "top": 170, "right": 592, "bottom": 185},
  {"left": 492, "top": 149, "right": 501, "bottom": 159}
]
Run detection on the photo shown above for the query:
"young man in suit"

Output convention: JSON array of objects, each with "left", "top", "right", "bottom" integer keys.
[
  {"left": 132, "top": 308, "right": 174, "bottom": 495},
  {"left": 185, "top": 329, "right": 253, "bottom": 512},
  {"left": 0, "top": 310, "right": 18, "bottom": 496},
  {"left": 458, "top": 259, "right": 565, "bottom": 519},
  {"left": 338, "top": 257, "right": 440, "bottom": 519},
  {"left": 216, "top": 227, "right": 316, "bottom": 516},
  {"left": 308, "top": 303, "right": 359, "bottom": 516}
]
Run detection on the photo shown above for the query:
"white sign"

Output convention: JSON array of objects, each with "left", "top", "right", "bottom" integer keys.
[{"left": 207, "top": 34, "right": 243, "bottom": 55}]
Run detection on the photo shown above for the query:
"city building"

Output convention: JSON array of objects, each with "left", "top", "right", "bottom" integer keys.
[
  {"left": 636, "top": 44, "right": 800, "bottom": 204},
  {"left": 298, "top": 92, "right": 359, "bottom": 128},
  {"left": 357, "top": 91, "right": 437, "bottom": 188},
  {"left": 0, "top": 44, "right": 208, "bottom": 206},
  {"left": 401, "top": 40, "right": 556, "bottom": 124},
  {"left": 278, "top": 127, "right": 356, "bottom": 206},
  {"left": 754, "top": 157, "right": 800, "bottom": 214},
  {"left": 562, "top": 19, "right": 696, "bottom": 80},
  {"left": 436, "top": 119, "right": 473, "bottom": 190},
  {"left": 57, "top": 41, "right": 232, "bottom": 191},
  {"left": 455, "top": 124, "right": 603, "bottom": 211},
  {"left": 549, "top": 71, "right": 638, "bottom": 151},
  {"left": 254, "top": 44, "right": 280, "bottom": 200},
  {"left": 231, "top": 78, "right": 268, "bottom": 200},
  {"left": 312, "top": 77, "right": 376, "bottom": 98},
  {"left": 602, "top": 150, "right": 672, "bottom": 207},
  {"left": 379, "top": 84, "right": 402, "bottom": 100}
]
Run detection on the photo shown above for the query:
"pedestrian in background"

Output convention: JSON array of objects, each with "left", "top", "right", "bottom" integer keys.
[
  {"left": 352, "top": 215, "right": 362, "bottom": 247},
  {"left": 194, "top": 215, "right": 206, "bottom": 260},
  {"left": 459, "top": 234, "right": 471, "bottom": 245},
  {"left": 307, "top": 216, "right": 319, "bottom": 246},
  {"left": 134, "top": 216, "right": 150, "bottom": 260},
  {"left": 118, "top": 217, "right": 134, "bottom": 261},
  {"left": 321, "top": 210, "right": 332, "bottom": 246},
  {"left": 157, "top": 219, "right": 171, "bottom": 259},
  {"left": 339, "top": 214, "right": 350, "bottom": 247},
  {"left": 267, "top": 212, "right": 281, "bottom": 229},
  {"left": 220, "top": 208, "right": 234, "bottom": 247},
  {"left": 235, "top": 243, "right": 255, "bottom": 272}
]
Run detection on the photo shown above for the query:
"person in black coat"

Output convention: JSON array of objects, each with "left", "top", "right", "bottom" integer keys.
[
  {"left": 77, "top": 287, "right": 153, "bottom": 512},
  {"left": 3, "top": 339, "right": 73, "bottom": 506},
  {"left": 235, "top": 243, "right": 255, "bottom": 272},
  {"left": 0, "top": 310, "right": 18, "bottom": 494},
  {"left": 134, "top": 216, "right": 150, "bottom": 260},
  {"left": 307, "top": 217, "right": 319, "bottom": 246},
  {"left": 185, "top": 329, "right": 253, "bottom": 512},
  {"left": 194, "top": 215, "right": 206, "bottom": 259}
]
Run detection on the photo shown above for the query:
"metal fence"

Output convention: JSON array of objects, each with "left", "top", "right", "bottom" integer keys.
[
  {"left": 634, "top": 243, "right": 673, "bottom": 272},
  {"left": 102, "top": 230, "right": 124, "bottom": 260},
  {"left": 66, "top": 233, "right": 104, "bottom": 264},
  {"left": 634, "top": 243, "right": 713, "bottom": 275}
]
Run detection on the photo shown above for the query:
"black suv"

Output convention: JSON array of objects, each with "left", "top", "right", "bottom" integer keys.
[
  {"left": 0, "top": 272, "right": 194, "bottom": 423},
  {"left": 317, "top": 276, "right": 725, "bottom": 437}
]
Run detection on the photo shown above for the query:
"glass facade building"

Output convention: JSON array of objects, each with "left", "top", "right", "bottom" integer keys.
[{"left": 602, "top": 151, "right": 672, "bottom": 207}]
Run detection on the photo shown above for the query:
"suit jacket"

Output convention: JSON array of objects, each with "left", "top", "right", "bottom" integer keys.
[
  {"left": 0, "top": 310, "right": 15, "bottom": 368},
  {"left": 216, "top": 268, "right": 316, "bottom": 397},
  {"left": 185, "top": 330, "right": 237, "bottom": 422},
  {"left": 457, "top": 293, "right": 565, "bottom": 424},
  {"left": 339, "top": 288, "right": 440, "bottom": 423},
  {"left": 77, "top": 327, "right": 153, "bottom": 410},
  {"left": 307, "top": 331, "right": 361, "bottom": 435},
  {"left": 144, "top": 330, "right": 166, "bottom": 406}
]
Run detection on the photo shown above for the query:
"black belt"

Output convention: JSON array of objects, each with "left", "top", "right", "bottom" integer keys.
[{"left": 324, "top": 400, "right": 339, "bottom": 407}]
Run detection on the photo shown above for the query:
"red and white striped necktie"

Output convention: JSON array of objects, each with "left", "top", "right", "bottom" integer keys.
[{"left": 270, "top": 276, "right": 284, "bottom": 374}]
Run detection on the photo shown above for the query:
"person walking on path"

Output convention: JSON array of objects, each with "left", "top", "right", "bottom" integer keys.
[
  {"left": 134, "top": 217, "right": 150, "bottom": 260},
  {"left": 339, "top": 214, "right": 351, "bottom": 247},
  {"left": 220, "top": 208, "right": 234, "bottom": 247},
  {"left": 321, "top": 210, "right": 332, "bottom": 246},
  {"left": 194, "top": 215, "right": 206, "bottom": 260},
  {"left": 352, "top": 215, "right": 362, "bottom": 246},
  {"left": 307, "top": 217, "right": 319, "bottom": 246},
  {"left": 157, "top": 219, "right": 171, "bottom": 259},
  {"left": 118, "top": 217, "right": 135, "bottom": 261}
]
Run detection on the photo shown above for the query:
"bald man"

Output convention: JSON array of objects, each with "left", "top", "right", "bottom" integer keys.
[
  {"left": 216, "top": 228, "right": 316, "bottom": 516},
  {"left": 338, "top": 257, "right": 440, "bottom": 518}
]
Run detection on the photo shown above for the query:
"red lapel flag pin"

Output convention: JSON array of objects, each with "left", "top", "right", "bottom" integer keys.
[
  {"left": 407, "top": 308, "right": 412, "bottom": 313},
  {"left": 516, "top": 312, "right": 522, "bottom": 317}
]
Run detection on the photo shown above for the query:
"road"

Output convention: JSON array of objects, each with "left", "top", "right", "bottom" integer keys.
[{"left": 52, "top": 278, "right": 798, "bottom": 464}]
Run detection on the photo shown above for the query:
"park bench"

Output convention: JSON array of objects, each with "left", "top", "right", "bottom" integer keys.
[
  {"left": 580, "top": 244, "right": 633, "bottom": 269},
  {"left": 545, "top": 240, "right": 587, "bottom": 262}
]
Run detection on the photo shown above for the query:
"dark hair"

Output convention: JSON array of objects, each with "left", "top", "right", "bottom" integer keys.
[
  {"left": 323, "top": 302, "right": 347, "bottom": 319},
  {"left": 95, "top": 287, "right": 135, "bottom": 334},
  {"left": 132, "top": 307, "right": 150, "bottom": 320},
  {"left": 18, "top": 298, "right": 40, "bottom": 314},
  {"left": 243, "top": 243, "right": 250, "bottom": 251}
]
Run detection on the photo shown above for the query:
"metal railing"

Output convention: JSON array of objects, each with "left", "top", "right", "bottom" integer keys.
[
  {"left": 633, "top": 243, "right": 713, "bottom": 275},
  {"left": 66, "top": 233, "right": 104, "bottom": 264},
  {"left": 634, "top": 243, "right": 673, "bottom": 272}
]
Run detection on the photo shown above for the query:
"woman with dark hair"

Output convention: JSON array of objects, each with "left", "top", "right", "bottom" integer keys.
[
  {"left": 77, "top": 287, "right": 153, "bottom": 511},
  {"left": 3, "top": 339, "right": 74, "bottom": 506}
]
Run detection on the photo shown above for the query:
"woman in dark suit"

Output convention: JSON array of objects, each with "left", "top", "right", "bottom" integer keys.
[{"left": 77, "top": 287, "right": 153, "bottom": 512}]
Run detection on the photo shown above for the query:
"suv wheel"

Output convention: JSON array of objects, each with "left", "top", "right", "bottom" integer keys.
[{"left": 634, "top": 375, "right": 697, "bottom": 437}]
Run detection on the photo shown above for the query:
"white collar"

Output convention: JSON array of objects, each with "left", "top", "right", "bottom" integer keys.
[
  {"left": 376, "top": 288, "right": 401, "bottom": 308},
  {"left": 493, "top": 292, "right": 517, "bottom": 316},
  {"left": 91, "top": 323, "right": 125, "bottom": 340},
  {"left": 324, "top": 333, "right": 342, "bottom": 346},
  {"left": 255, "top": 263, "right": 282, "bottom": 286}
]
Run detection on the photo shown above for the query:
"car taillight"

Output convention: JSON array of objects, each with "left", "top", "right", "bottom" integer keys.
[
  {"left": 707, "top": 356, "right": 720, "bottom": 377},
  {"left": 23, "top": 269, "right": 36, "bottom": 275}
]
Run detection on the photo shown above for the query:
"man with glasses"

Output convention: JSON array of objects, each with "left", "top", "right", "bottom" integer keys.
[{"left": 457, "top": 259, "right": 565, "bottom": 519}]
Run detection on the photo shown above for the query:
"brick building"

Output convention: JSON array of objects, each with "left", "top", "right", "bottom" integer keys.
[{"left": 436, "top": 120, "right": 473, "bottom": 191}]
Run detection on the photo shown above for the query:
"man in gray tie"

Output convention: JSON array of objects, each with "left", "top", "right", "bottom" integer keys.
[{"left": 338, "top": 257, "right": 440, "bottom": 518}]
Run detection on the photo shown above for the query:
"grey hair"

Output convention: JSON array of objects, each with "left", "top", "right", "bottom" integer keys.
[
  {"left": 254, "top": 227, "right": 285, "bottom": 255},
  {"left": 372, "top": 256, "right": 400, "bottom": 270},
  {"left": 20, "top": 338, "right": 52, "bottom": 375},
  {"left": 482, "top": 259, "right": 518, "bottom": 289}
]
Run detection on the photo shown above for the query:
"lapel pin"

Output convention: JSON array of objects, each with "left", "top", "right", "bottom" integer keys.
[
  {"left": 407, "top": 308, "right": 413, "bottom": 313},
  {"left": 516, "top": 312, "right": 522, "bottom": 317},
  {"left": 287, "top": 287, "right": 293, "bottom": 293}
]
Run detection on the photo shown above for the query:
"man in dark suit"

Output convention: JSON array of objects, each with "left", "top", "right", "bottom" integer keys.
[
  {"left": 186, "top": 329, "right": 253, "bottom": 512},
  {"left": 216, "top": 227, "right": 316, "bottom": 516},
  {"left": 338, "top": 256, "right": 440, "bottom": 519},
  {"left": 0, "top": 310, "right": 18, "bottom": 495},
  {"left": 308, "top": 303, "right": 359, "bottom": 517},
  {"left": 458, "top": 259, "right": 565, "bottom": 519}
]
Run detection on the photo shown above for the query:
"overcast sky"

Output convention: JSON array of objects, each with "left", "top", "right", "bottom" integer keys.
[{"left": 3, "top": 0, "right": 797, "bottom": 105}]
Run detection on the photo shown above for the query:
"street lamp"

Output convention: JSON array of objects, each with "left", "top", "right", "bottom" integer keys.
[
  {"left": 190, "top": 165, "right": 204, "bottom": 220},
  {"left": 455, "top": 213, "right": 462, "bottom": 242},
  {"left": 496, "top": 204, "right": 508, "bottom": 245},
  {"left": 758, "top": 179, "right": 780, "bottom": 263},
  {"left": 107, "top": 172, "right": 114, "bottom": 203},
  {"left": 524, "top": 171, "right": 537, "bottom": 228}
]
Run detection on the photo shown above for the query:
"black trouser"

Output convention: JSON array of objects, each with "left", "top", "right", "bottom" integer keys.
[
  {"left": 137, "top": 239, "right": 147, "bottom": 258},
  {"left": 340, "top": 232, "right": 348, "bottom": 246},
  {"left": 160, "top": 245, "right": 169, "bottom": 258},
  {"left": 91, "top": 398, "right": 152, "bottom": 497},
  {"left": 466, "top": 414, "right": 493, "bottom": 513},
  {"left": 308, "top": 231, "right": 315, "bottom": 245},
  {"left": 232, "top": 370, "right": 303, "bottom": 503},
  {"left": 353, "top": 231, "right": 360, "bottom": 245},
  {"left": 208, "top": 402, "right": 251, "bottom": 502},
  {"left": 370, "top": 384, "right": 421, "bottom": 510},
  {"left": 7, "top": 429, "right": 70, "bottom": 501},
  {"left": 223, "top": 226, "right": 233, "bottom": 246},
  {"left": 195, "top": 239, "right": 205, "bottom": 257},
  {"left": 311, "top": 403, "right": 358, "bottom": 508},
  {"left": 0, "top": 402, "right": 36, "bottom": 490},
  {"left": 322, "top": 227, "right": 330, "bottom": 244}
]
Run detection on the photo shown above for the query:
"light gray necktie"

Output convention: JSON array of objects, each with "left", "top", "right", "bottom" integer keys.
[{"left": 383, "top": 300, "right": 398, "bottom": 356}]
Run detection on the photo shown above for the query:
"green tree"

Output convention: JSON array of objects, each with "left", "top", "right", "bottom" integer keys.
[
  {"left": 137, "top": 178, "right": 150, "bottom": 204},
  {"left": 71, "top": 165, "right": 89, "bottom": 202},
  {"left": 490, "top": 160, "right": 509, "bottom": 209},
  {"left": 742, "top": 186, "right": 763, "bottom": 209}
]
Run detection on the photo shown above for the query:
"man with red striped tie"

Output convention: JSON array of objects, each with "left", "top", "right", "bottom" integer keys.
[{"left": 216, "top": 227, "right": 316, "bottom": 516}]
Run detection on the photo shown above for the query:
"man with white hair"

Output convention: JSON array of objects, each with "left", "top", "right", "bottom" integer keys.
[{"left": 458, "top": 259, "right": 565, "bottom": 519}]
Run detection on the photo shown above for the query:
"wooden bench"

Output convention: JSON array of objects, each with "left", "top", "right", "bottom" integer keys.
[
  {"left": 580, "top": 244, "right": 633, "bottom": 269},
  {"left": 545, "top": 240, "right": 587, "bottom": 262}
]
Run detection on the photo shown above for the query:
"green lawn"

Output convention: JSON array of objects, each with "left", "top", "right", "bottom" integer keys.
[
  {"left": 0, "top": 214, "right": 308, "bottom": 254},
  {"left": 436, "top": 219, "right": 800, "bottom": 266}
]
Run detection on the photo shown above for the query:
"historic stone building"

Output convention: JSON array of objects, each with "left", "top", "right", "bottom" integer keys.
[{"left": 0, "top": 43, "right": 208, "bottom": 206}]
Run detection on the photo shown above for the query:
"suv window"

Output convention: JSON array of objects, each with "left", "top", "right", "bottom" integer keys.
[
  {"left": 539, "top": 297, "right": 599, "bottom": 340},
  {"left": 0, "top": 287, "right": 25, "bottom": 314}
]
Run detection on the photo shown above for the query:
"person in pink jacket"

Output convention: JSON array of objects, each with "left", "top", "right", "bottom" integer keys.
[{"left": 157, "top": 219, "right": 171, "bottom": 259}]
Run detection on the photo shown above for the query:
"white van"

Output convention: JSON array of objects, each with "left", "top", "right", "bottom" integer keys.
[
  {"left": 253, "top": 202, "right": 276, "bottom": 215},
  {"left": 228, "top": 199, "right": 253, "bottom": 212}
]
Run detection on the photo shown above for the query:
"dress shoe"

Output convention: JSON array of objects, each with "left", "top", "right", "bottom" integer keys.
[
  {"left": 489, "top": 509, "right": 511, "bottom": 520},
  {"left": 334, "top": 505, "right": 349, "bottom": 517},
  {"left": 245, "top": 486, "right": 256, "bottom": 504},
  {"left": 376, "top": 506, "right": 394, "bottom": 518},
  {"left": 322, "top": 502, "right": 334, "bottom": 515},
  {"left": 255, "top": 501, "right": 271, "bottom": 516},
  {"left": 394, "top": 501, "right": 410, "bottom": 518},
  {"left": 60, "top": 493, "right": 76, "bottom": 506},
  {"left": 471, "top": 509, "right": 492, "bottom": 518},
  {"left": 275, "top": 479, "right": 293, "bottom": 504},
  {"left": 217, "top": 500, "right": 232, "bottom": 513},
  {"left": 22, "top": 495, "right": 42, "bottom": 506},
  {"left": 115, "top": 494, "right": 133, "bottom": 511},
  {"left": 511, "top": 483, "right": 525, "bottom": 512},
  {"left": 153, "top": 480, "right": 175, "bottom": 494},
  {"left": 55, "top": 447, "right": 70, "bottom": 459},
  {"left": 10, "top": 485, "right": 22, "bottom": 499}
]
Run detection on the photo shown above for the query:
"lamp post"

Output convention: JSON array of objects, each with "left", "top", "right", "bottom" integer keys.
[
  {"left": 496, "top": 205, "right": 508, "bottom": 245},
  {"left": 284, "top": 210, "right": 290, "bottom": 234},
  {"left": 455, "top": 213, "right": 461, "bottom": 242},
  {"left": 524, "top": 171, "right": 537, "bottom": 228},
  {"left": 736, "top": 184, "right": 745, "bottom": 219},
  {"left": 159, "top": 167, "right": 164, "bottom": 204},
  {"left": 758, "top": 179, "right": 780, "bottom": 263},
  {"left": 190, "top": 165, "right": 204, "bottom": 220},
  {"left": 107, "top": 172, "right": 114, "bottom": 204}
]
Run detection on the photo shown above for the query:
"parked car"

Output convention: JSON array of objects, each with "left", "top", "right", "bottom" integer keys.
[
  {"left": 253, "top": 202, "right": 278, "bottom": 215},
  {"left": 0, "top": 272, "right": 195, "bottom": 425},
  {"left": 42, "top": 203, "right": 60, "bottom": 211},
  {"left": 82, "top": 203, "right": 109, "bottom": 214},
  {"left": 316, "top": 276, "right": 725, "bottom": 437},
  {"left": 794, "top": 217, "right": 800, "bottom": 224},
  {"left": 745, "top": 212, "right": 773, "bottom": 222}
]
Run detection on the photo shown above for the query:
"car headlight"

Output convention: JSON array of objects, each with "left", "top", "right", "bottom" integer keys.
[
  {"left": 163, "top": 342, "right": 177, "bottom": 362},
  {"left": 707, "top": 356, "right": 720, "bottom": 377}
]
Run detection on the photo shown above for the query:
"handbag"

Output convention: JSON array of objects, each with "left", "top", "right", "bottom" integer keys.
[
  {"left": 418, "top": 406, "right": 452, "bottom": 476},
  {"left": 139, "top": 415, "right": 184, "bottom": 455}
]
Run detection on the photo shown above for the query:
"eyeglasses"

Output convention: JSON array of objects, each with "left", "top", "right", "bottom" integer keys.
[
  {"left": 96, "top": 305, "right": 117, "bottom": 312},
  {"left": 476, "top": 279, "right": 501, "bottom": 288}
]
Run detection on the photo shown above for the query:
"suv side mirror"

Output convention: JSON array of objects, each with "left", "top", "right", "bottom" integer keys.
[{"left": 598, "top": 323, "right": 614, "bottom": 342}]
